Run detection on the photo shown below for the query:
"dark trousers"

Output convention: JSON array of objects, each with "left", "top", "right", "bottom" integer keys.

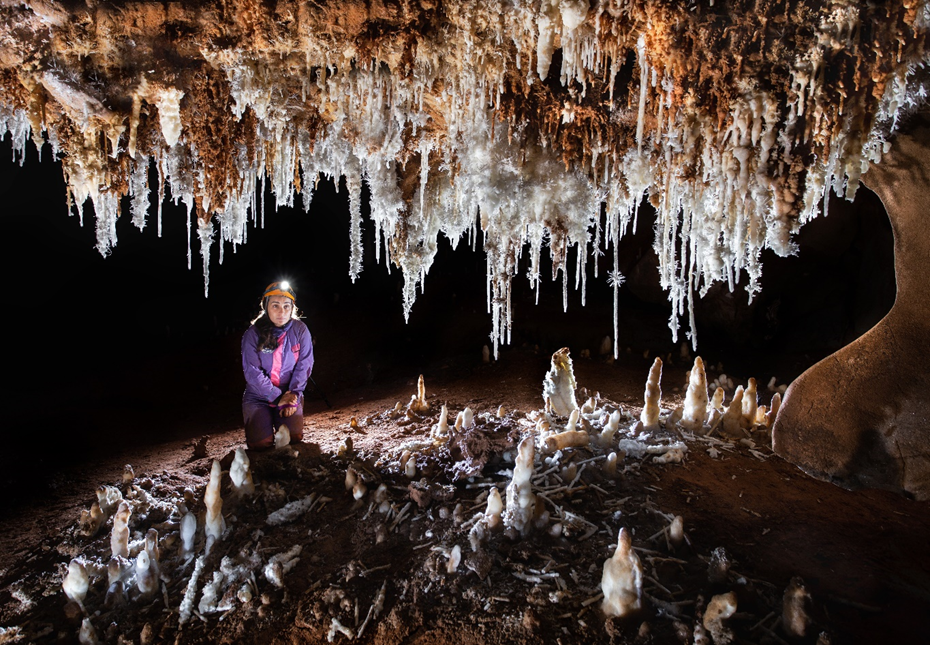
[{"left": 243, "top": 400, "right": 303, "bottom": 450}]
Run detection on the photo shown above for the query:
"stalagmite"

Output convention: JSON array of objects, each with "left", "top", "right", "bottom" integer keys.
[
  {"left": 431, "top": 405, "right": 451, "bottom": 441},
  {"left": 741, "top": 378, "right": 758, "bottom": 429},
  {"left": 408, "top": 375, "right": 429, "bottom": 413},
  {"left": 766, "top": 393, "right": 782, "bottom": 427},
  {"left": 135, "top": 550, "right": 158, "bottom": 596},
  {"left": 681, "top": 357, "right": 709, "bottom": 432},
  {"left": 543, "top": 348, "right": 578, "bottom": 416},
  {"left": 78, "top": 618, "right": 99, "bottom": 645},
  {"left": 711, "top": 388, "right": 725, "bottom": 412},
  {"left": 503, "top": 436, "right": 536, "bottom": 536},
  {"left": 640, "top": 358, "right": 663, "bottom": 431},
  {"left": 230, "top": 448, "right": 255, "bottom": 497},
  {"left": 110, "top": 501, "right": 131, "bottom": 559},
  {"left": 204, "top": 459, "right": 225, "bottom": 554},
  {"left": 599, "top": 410, "right": 622, "bottom": 446},
  {"left": 62, "top": 560, "right": 89, "bottom": 608},
  {"left": 78, "top": 502, "right": 105, "bottom": 538},
  {"left": 180, "top": 508, "right": 197, "bottom": 557},
  {"left": 721, "top": 387, "right": 745, "bottom": 438},
  {"left": 783, "top": 577, "right": 812, "bottom": 639},
  {"left": 669, "top": 516, "right": 684, "bottom": 548},
  {"left": 703, "top": 592, "right": 738, "bottom": 645},
  {"left": 601, "top": 528, "right": 643, "bottom": 617},
  {"left": 274, "top": 425, "right": 290, "bottom": 449}
]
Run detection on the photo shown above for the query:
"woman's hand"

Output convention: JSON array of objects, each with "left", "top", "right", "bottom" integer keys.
[{"left": 279, "top": 391, "right": 299, "bottom": 417}]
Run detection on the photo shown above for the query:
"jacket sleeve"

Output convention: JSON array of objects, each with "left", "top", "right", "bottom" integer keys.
[
  {"left": 286, "top": 322, "right": 314, "bottom": 395},
  {"left": 241, "top": 327, "right": 283, "bottom": 402}
]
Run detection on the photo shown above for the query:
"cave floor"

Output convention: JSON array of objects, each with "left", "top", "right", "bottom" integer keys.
[{"left": 0, "top": 352, "right": 927, "bottom": 645}]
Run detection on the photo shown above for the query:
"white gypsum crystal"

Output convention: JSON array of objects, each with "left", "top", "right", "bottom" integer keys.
[
  {"left": 327, "top": 617, "right": 355, "bottom": 642},
  {"left": 601, "top": 527, "right": 643, "bottom": 617},
  {"left": 604, "top": 451, "right": 619, "bottom": 477},
  {"left": 274, "top": 425, "right": 290, "bottom": 448},
  {"left": 266, "top": 494, "right": 321, "bottom": 526},
  {"left": 62, "top": 559, "right": 89, "bottom": 607},
  {"left": 198, "top": 570, "right": 225, "bottom": 614},
  {"left": 229, "top": 448, "right": 255, "bottom": 497},
  {"left": 96, "top": 485, "right": 123, "bottom": 516},
  {"left": 446, "top": 544, "right": 462, "bottom": 573},
  {"left": 179, "top": 555, "right": 205, "bottom": 625},
  {"left": 543, "top": 347, "right": 578, "bottom": 416},
  {"left": 681, "top": 357, "right": 709, "bottom": 432},
  {"left": 110, "top": 501, "right": 132, "bottom": 559},
  {"left": 640, "top": 358, "right": 663, "bottom": 431},
  {"left": 264, "top": 545, "right": 302, "bottom": 588},
  {"left": 78, "top": 618, "right": 99, "bottom": 645},
  {"left": 180, "top": 510, "right": 197, "bottom": 557},
  {"left": 503, "top": 436, "right": 536, "bottom": 536},
  {"left": 669, "top": 515, "right": 684, "bottom": 547},
  {"left": 703, "top": 592, "right": 738, "bottom": 645},
  {"left": 135, "top": 550, "right": 158, "bottom": 596},
  {"left": 204, "top": 459, "right": 225, "bottom": 554}
]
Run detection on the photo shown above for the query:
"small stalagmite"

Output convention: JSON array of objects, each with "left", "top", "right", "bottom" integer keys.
[
  {"left": 711, "top": 387, "right": 725, "bottom": 412},
  {"left": 641, "top": 358, "right": 663, "bottom": 431},
  {"left": 782, "top": 576, "right": 812, "bottom": 639},
  {"left": 669, "top": 515, "right": 685, "bottom": 548},
  {"left": 408, "top": 374, "right": 429, "bottom": 413},
  {"left": 599, "top": 410, "right": 622, "bottom": 446},
  {"left": 273, "top": 425, "right": 290, "bottom": 449},
  {"left": 431, "top": 404, "right": 451, "bottom": 441},
  {"left": 703, "top": 592, "right": 737, "bottom": 645},
  {"left": 721, "top": 387, "right": 745, "bottom": 438},
  {"left": 135, "top": 550, "right": 158, "bottom": 596},
  {"left": 230, "top": 447, "right": 255, "bottom": 497},
  {"left": 62, "top": 559, "right": 89, "bottom": 608},
  {"left": 180, "top": 508, "right": 197, "bottom": 557},
  {"left": 543, "top": 348, "right": 578, "bottom": 416},
  {"left": 766, "top": 392, "right": 782, "bottom": 427},
  {"left": 204, "top": 459, "right": 225, "bottom": 554},
  {"left": 503, "top": 436, "right": 536, "bottom": 536},
  {"left": 601, "top": 528, "right": 643, "bottom": 617},
  {"left": 741, "top": 377, "right": 758, "bottom": 429},
  {"left": 681, "top": 357, "right": 709, "bottom": 432},
  {"left": 110, "top": 501, "right": 132, "bottom": 559},
  {"left": 78, "top": 502, "right": 105, "bottom": 537}
]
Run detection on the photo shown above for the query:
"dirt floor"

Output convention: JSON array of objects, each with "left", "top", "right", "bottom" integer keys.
[{"left": 0, "top": 349, "right": 927, "bottom": 645}]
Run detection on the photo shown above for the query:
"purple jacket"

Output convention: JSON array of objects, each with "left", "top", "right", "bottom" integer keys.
[{"left": 241, "top": 319, "right": 314, "bottom": 404}]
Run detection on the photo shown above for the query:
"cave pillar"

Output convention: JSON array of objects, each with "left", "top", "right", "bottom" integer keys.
[{"left": 773, "top": 117, "right": 930, "bottom": 500}]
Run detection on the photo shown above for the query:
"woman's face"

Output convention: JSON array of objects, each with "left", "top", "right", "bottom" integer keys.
[{"left": 266, "top": 296, "right": 294, "bottom": 327}]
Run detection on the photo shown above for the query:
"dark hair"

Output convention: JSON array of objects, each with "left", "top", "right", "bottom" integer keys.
[{"left": 251, "top": 296, "right": 301, "bottom": 351}]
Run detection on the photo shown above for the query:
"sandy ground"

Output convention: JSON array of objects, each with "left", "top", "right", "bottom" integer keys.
[{"left": 0, "top": 350, "right": 927, "bottom": 645}]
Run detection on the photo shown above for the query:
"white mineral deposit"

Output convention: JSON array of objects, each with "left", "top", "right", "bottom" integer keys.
[{"left": 601, "top": 528, "right": 643, "bottom": 617}]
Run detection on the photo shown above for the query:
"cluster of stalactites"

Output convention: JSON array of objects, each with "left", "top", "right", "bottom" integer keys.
[{"left": 1, "top": 1, "right": 928, "bottom": 353}]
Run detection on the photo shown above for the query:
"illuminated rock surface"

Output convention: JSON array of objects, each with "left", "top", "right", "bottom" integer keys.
[
  {"left": 774, "top": 115, "right": 930, "bottom": 500},
  {"left": 1, "top": 0, "right": 927, "bottom": 355}
]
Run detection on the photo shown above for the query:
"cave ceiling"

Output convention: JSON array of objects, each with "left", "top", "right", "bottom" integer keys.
[{"left": 1, "top": 0, "right": 927, "bottom": 354}]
